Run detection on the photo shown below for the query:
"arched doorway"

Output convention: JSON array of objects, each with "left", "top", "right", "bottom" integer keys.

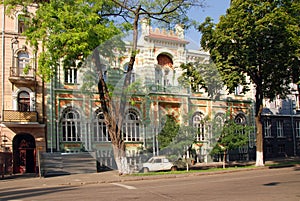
[{"left": 13, "top": 133, "right": 36, "bottom": 174}]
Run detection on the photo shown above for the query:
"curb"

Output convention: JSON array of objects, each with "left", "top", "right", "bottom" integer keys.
[{"left": 59, "top": 166, "right": 269, "bottom": 187}]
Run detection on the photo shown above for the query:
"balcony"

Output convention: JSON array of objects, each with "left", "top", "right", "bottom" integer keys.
[
  {"left": 3, "top": 110, "right": 38, "bottom": 122},
  {"left": 8, "top": 67, "right": 36, "bottom": 86}
]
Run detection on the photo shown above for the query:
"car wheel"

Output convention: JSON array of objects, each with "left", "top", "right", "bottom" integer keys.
[
  {"left": 171, "top": 166, "right": 177, "bottom": 171},
  {"left": 142, "top": 167, "right": 149, "bottom": 173}
]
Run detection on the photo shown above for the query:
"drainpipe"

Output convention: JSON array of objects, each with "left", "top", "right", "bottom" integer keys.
[
  {"left": 291, "top": 97, "right": 296, "bottom": 156},
  {"left": 50, "top": 76, "right": 53, "bottom": 153},
  {"left": 1, "top": 2, "right": 5, "bottom": 122}
]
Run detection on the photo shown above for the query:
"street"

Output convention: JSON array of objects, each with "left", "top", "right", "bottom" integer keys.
[{"left": 1, "top": 167, "right": 300, "bottom": 201}]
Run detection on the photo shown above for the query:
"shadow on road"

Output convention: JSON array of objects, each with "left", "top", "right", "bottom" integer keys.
[
  {"left": 0, "top": 185, "right": 77, "bottom": 201},
  {"left": 263, "top": 182, "right": 280, "bottom": 186}
]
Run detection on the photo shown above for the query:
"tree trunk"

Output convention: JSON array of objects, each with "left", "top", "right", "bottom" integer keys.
[
  {"left": 112, "top": 143, "right": 129, "bottom": 175},
  {"left": 255, "top": 110, "right": 264, "bottom": 166},
  {"left": 223, "top": 151, "right": 226, "bottom": 169},
  {"left": 94, "top": 46, "right": 129, "bottom": 175},
  {"left": 255, "top": 86, "right": 264, "bottom": 166}
]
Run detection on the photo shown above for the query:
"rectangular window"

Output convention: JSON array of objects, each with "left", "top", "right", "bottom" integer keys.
[
  {"left": 278, "top": 144, "right": 285, "bottom": 154},
  {"left": 266, "top": 145, "right": 273, "bottom": 154},
  {"left": 295, "top": 121, "right": 300, "bottom": 138},
  {"left": 64, "top": 67, "right": 77, "bottom": 84},
  {"left": 195, "top": 124, "right": 205, "bottom": 141},
  {"left": 234, "top": 85, "right": 243, "bottom": 95},
  {"left": 277, "top": 120, "right": 284, "bottom": 137},
  {"left": 264, "top": 120, "right": 272, "bottom": 137},
  {"left": 18, "top": 15, "right": 28, "bottom": 34}
]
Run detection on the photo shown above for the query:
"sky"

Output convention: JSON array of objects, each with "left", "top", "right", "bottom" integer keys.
[{"left": 186, "top": 0, "right": 231, "bottom": 49}]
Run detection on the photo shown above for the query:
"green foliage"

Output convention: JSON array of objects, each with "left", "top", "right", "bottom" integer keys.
[
  {"left": 158, "top": 115, "right": 180, "bottom": 149},
  {"left": 4, "top": 0, "right": 121, "bottom": 81},
  {"left": 199, "top": 1, "right": 300, "bottom": 165},
  {"left": 210, "top": 119, "right": 252, "bottom": 155},
  {"left": 178, "top": 62, "right": 223, "bottom": 99},
  {"left": 199, "top": 0, "right": 300, "bottom": 101},
  {"left": 162, "top": 125, "right": 197, "bottom": 156}
]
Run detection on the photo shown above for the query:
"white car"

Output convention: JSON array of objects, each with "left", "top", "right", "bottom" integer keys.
[{"left": 141, "top": 156, "right": 181, "bottom": 173}]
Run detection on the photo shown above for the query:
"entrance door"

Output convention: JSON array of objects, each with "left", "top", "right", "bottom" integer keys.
[{"left": 13, "top": 134, "right": 36, "bottom": 174}]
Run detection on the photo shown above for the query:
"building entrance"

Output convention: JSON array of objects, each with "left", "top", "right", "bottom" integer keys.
[{"left": 13, "top": 133, "right": 36, "bottom": 173}]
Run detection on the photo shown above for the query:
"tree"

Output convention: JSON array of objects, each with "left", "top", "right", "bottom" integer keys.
[
  {"left": 4, "top": 0, "right": 206, "bottom": 175},
  {"left": 94, "top": 0, "right": 206, "bottom": 174},
  {"left": 160, "top": 123, "right": 197, "bottom": 171},
  {"left": 158, "top": 115, "right": 180, "bottom": 149},
  {"left": 199, "top": 0, "right": 300, "bottom": 166},
  {"left": 3, "top": 0, "right": 121, "bottom": 81},
  {"left": 211, "top": 119, "right": 251, "bottom": 168},
  {"left": 178, "top": 62, "right": 223, "bottom": 99}
]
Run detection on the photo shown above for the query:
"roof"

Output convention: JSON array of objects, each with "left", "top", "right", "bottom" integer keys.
[{"left": 145, "top": 33, "right": 189, "bottom": 45}]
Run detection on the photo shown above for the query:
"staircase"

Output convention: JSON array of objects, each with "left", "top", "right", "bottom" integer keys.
[
  {"left": 62, "top": 152, "right": 97, "bottom": 174},
  {"left": 40, "top": 152, "right": 97, "bottom": 177}
]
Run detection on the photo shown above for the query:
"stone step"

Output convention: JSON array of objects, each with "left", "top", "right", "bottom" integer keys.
[{"left": 40, "top": 152, "right": 97, "bottom": 176}]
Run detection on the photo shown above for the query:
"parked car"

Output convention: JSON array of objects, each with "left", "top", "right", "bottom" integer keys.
[{"left": 141, "top": 156, "right": 186, "bottom": 173}]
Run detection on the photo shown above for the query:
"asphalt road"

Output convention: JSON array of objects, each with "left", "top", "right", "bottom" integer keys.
[{"left": 1, "top": 167, "right": 300, "bottom": 201}]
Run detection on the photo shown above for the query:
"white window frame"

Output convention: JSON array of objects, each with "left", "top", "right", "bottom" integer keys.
[
  {"left": 123, "top": 63, "right": 136, "bottom": 83},
  {"left": 295, "top": 121, "right": 300, "bottom": 138},
  {"left": 234, "top": 85, "right": 243, "bottom": 96},
  {"left": 93, "top": 110, "right": 110, "bottom": 142},
  {"left": 61, "top": 107, "right": 81, "bottom": 142},
  {"left": 193, "top": 113, "right": 205, "bottom": 141},
  {"left": 123, "top": 109, "right": 141, "bottom": 142},
  {"left": 276, "top": 120, "right": 284, "bottom": 137},
  {"left": 264, "top": 120, "right": 272, "bottom": 137},
  {"left": 18, "top": 51, "right": 31, "bottom": 76},
  {"left": 64, "top": 67, "right": 77, "bottom": 84},
  {"left": 18, "top": 91, "right": 30, "bottom": 112}
]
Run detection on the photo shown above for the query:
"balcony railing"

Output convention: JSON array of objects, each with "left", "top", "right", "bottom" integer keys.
[
  {"left": 9, "top": 67, "right": 36, "bottom": 85},
  {"left": 10, "top": 66, "right": 34, "bottom": 77},
  {"left": 3, "top": 110, "right": 38, "bottom": 122}
]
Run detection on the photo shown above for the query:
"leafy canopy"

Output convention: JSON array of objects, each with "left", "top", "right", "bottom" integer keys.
[
  {"left": 199, "top": 0, "right": 300, "bottom": 100},
  {"left": 4, "top": 0, "right": 122, "bottom": 81},
  {"left": 178, "top": 62, "right": 223, "bottom": 99},
  {"left": 158, "top": 115, "right": 180, "bottom": 149},
  {"left": 210, "top": 119, "right": 251, "bottom": 155}
]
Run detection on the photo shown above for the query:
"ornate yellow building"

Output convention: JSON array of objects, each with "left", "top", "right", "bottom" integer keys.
[{"left": 0, "top": 5, "right": 46, "bottom": 175}]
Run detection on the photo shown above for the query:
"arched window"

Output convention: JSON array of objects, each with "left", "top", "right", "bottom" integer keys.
[
  {"left": 61, "top": 107, "right": 81, "bottom": 142},
  {"left": 18, "top": 52, "right": 30, "bottom": 76},
  {"left": 193, "top": 112, "right": 205, "bottom": 141},
  {"left": 156, "top": 54, "right": 173, "bottom": 88},
  {"left": 213, "top": 113, "right": 225, "bottom": 137},
  {"left": 18, "top": 91, "right": 30, "bottom": 111},
  {"left": 235, "top": 113, "right": 246, "bottom": 125},
  {"left": 235, "top": 113, "right": 247, "bottom": 135},
  {"left": 123, "top": 109, "right": 141, "bottom": 142},
  {"left": 215, "top": 114, "right": 225, "bottom": 127},
  {"left": 93, "top": 109, "right": 110, "bottom": 142},
  {"left": 157, "top": 54, "right": 173, "bottom": 68}
]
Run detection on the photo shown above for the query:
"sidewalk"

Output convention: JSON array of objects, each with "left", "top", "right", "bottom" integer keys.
[{"left": 1, "top": 159, "right": 299, "bottom": 189}]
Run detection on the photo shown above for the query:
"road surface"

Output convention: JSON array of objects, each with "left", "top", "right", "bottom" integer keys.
[{"left": 1, "top": 167, "right": 299, "bottom": 201}]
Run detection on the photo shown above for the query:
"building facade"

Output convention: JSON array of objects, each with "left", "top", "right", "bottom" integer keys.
[
  {"left": 46, "top": 19, "right": 256, "bottom": 171},
  {"left": 1, "top": 4, "right": 299, "bottom": 175},
  {"left": 0, "top": 5, "right": 46, "bottom": 174},
  {"left": 262, "top": 89, "right": 300, "bottom": 159}
]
